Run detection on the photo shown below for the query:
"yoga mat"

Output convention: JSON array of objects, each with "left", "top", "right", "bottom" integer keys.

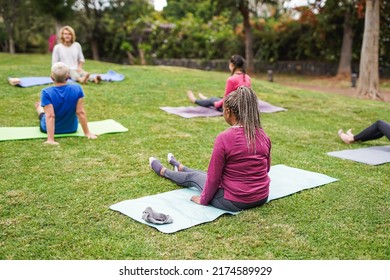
[
  {"left": 110, "top": 164, "right": 338, "bottom": 233},
  {"left": 327, "top": 145, "right": 390, "bottom": 165},
  {"left": 257, "top": 99, "right": 287, "bottom": 113},
  {"left": 160, "top": 100, "right": 287, "bottom": 118},
  {"left": 0, "top": 119, "right": 128, "bottom": 141},
  {"left": 90, "top": 70, "right": 125, "bottom": 82},
  {"left": 8, "top": 70, "right": 124, "bottom": 87},
  {"left": 160, "top": 106, "right": 222, "bottom": 118}
]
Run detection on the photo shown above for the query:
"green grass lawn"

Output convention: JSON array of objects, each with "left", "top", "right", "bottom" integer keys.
[{"left": 0, "top": 53, "right": 389, "bottom": 260}]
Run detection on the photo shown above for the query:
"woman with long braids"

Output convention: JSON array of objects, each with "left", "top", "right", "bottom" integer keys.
[
  {"left": 149, "top": 86, "right": 271, "bottom": 212},
  {"left": 187, "top": 54, "right": 251, "bottom": 112}
]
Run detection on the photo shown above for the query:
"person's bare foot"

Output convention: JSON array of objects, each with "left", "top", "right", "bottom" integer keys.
[
  {"left": 338, "top": 129, "right": 354, "bottom": 144},
  {"left": 94, "top": 75, "right": 101, "bottom": 84},
  {"left": 81, "top": 73, "right": 90, "bottom": 84},
  {"left": 346, "top": 129, "right": 354, "bottom": 137},
  {"left": 187, "top": 90, "right": 196, "bottom": 103},
  {"left": 35, "top": 101, "right": 44, "bottom": 114},
  {"left": 8, "top": 78, "right": 21, "bottom": 86},
  {"left": 198, "top": 93, "right": 208, "bottom": 100}
]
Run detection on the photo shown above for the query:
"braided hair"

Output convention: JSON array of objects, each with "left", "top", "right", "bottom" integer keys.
[
  {"left": 230, "top": 54, "right": 246, "bottom": 79},
  {"left": 224, "top": 86, "right": 261, "bottom": 152}
]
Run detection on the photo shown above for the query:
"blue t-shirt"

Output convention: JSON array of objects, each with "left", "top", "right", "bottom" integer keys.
[{"left": 40, "top": 84, "right": 85, "bottom": 134}]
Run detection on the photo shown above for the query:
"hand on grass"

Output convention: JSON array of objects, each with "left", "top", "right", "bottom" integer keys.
[
  {"left": 190, "top": 195, "right": 201, "bottom": 204},
  {"left": 44, "top": 140, "right": 59, "bottom": 145},
  {"left": 85, "top": 132, "right": 97, "bottom": 139}
]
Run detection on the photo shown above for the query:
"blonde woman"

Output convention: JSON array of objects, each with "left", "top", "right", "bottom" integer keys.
[{"left": 52, "top": 26, "right": 100, "bottom": 84}]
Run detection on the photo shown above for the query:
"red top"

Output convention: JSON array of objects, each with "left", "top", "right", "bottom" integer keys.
[
  {"left": 200, "top": 127, "right": 271, "bottom": 205},
  {"left": 213, "top": 73, "right": 251, "bottom": 109}
]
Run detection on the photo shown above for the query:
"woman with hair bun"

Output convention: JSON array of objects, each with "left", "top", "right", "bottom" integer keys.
[{"left": 187, "top": 54, "right": 251, "bottom": 112}]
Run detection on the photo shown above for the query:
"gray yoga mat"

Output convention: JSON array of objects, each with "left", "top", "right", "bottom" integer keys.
[
  {"left": 160, "top": 99, "right": 287, "bottom": 118},
  {"left": 327, "top": 145, "right": 390, "bottom": 165},
  {"left": 110, "top": 164, "right": 338, "bottom": 233}
]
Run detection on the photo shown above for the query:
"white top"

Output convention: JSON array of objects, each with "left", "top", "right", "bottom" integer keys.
[{"left": 52, "top": 42, "right": 85, "bottom": 69}]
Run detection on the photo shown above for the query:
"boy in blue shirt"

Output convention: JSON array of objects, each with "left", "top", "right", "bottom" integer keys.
[{"left": 35, "top": 62, "right": 97, "bottom": 145}]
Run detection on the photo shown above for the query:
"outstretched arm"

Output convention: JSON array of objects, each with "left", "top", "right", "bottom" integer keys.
[
  {"left": 76, "top": 98, "right": 97, "bottom": 139},
  {"left": 44, "top": 104, "right": 58, "bottom": 145}
]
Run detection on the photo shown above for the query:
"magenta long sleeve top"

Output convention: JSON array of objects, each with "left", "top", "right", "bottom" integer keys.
[
  {"left": 200, "top": 127, "right": 271, "bottom": 205},
  {"left": 213, "top": 73, "right": 251, "bottom": 109}
]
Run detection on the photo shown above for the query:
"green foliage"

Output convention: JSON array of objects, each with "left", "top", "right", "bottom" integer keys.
[
  {"left": 0, "top": 54, "right": 389, "bottom": 259},
  {"left": 380, "top": 0, "right": 390, "bottom": 68},
  {"left": 149, "top": 13, "right": 241, "bottom": 59},
  {"left": 0, "top": 0, "right": 389, "bottom": 70},
  {"left": 162, "top": 0, "right": 215, "bottom": 21},
  {"left": 32, "top": 0, "right": 75, "bottom": 23}
]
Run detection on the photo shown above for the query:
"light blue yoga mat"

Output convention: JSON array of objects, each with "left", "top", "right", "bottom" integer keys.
[
  {"left": 0, "top": 119, "right": 128, "bottom": 141},
  {"left": 327, "top": 145, "right": 390, "bottom": 165},
  {"left": 110, "top": 164, "right": 338, "bottom": 233},
  {"left": 8, "top": 70, "right": 125, "bottom": 87},
  {"left": 90, "top": 70, "right": 125, "bottom": 82}
]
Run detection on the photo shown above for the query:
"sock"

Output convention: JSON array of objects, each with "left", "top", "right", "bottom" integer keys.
[
  {"left": 149, "top": 157, "right": 163, "bottom": 175},
  {"left": 167, "top": 153, "right": 181, "bottom": 171},
  {"left": 142, "top": 206, "right": 173, "bottom": 224}
]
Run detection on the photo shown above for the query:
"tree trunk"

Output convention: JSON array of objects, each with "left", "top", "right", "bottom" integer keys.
[
  {"left": 4, "top": 19, "right": 15, "bottom": 53},
  {"left": 336, "top": 11, "right": 353, "bottom": 79},
  {"left": 126, "top": 51, "right": 135, "bottom": 65},
  {"left": 356, "top": 0, "right": 382, "bottom": 100},
  {"left": 55, "top": 20, "right": 62, "bottom": 39},
  {"left": 238, "top": 1, "right": 254, "bottom": 74},
  {"left": 8, "top": 35, "right": 15, "bottom": 54},
  {"left": 91, "top": 39, "right": 100, "bottom": 61},
  {"left": 138, "top": 48, "right": 146, "bottom": 65}
]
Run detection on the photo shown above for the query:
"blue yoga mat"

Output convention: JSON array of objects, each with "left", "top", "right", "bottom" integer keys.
[
  {"left": 110, "top": 164, "right": 338, "bottom": 233},
  {"left": 8, "top": 70, "right": 125, "bottom": 87},
  {"left": 327, "top": 145, "right": 390, "bottom": 165}
]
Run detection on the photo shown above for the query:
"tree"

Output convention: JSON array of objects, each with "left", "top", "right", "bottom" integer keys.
[
  {"left": 73, "top": 0, "right": 107, "bottom": 61},
  {"left": 213, "top": 0, "right": 277, "bottom": 74},
  {"left": 33, "top": 0, "right": 75, "bottom": 35},
  {"left": 0, "top": 0, "right": 22, "bottom": 53},
  {"left": 103, "top": 0, "right": 155, "bottom": 64},
  {"left": 356, "top": 0, "right": 383, "bottom": 100},
  {"left": 336, "top": 2, "right": 355, "bottom": 79}
]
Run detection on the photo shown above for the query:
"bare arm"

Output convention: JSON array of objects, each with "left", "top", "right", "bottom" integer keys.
[
  {"left": 44, "top": 104, "right": 58, "bottom": 145},
  {"left": 77, "top": 61, "right": 84, "bottom": 72},
  {"left": 76, "top": 98, "right": 97, "bottom": 139}
]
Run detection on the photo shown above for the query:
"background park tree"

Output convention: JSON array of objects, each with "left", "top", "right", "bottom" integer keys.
[
  {"left": 356, "top": 0, "right": 383, "bottom": 100},
  {"left": 73, "top": 0, "right": 107, "bottom": 61},
  {"left": 213, "top": 0, "right": 278, "bottom": 74},
  {"left": 0, "top": 0, "right": 23, "bottom": 53},
  {"left": 33, "top": 0, "right": 75, "bottom": 35}
]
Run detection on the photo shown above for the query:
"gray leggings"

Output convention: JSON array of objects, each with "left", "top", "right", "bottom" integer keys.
[{"left": 164, "top": 166, "right": 268, "bottom": 212}]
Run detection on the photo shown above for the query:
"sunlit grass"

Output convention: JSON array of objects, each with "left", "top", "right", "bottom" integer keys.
[{"left": 0, "top": 53, "right": 389, "bottom": 260}]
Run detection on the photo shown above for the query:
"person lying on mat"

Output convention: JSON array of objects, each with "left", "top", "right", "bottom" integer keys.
[
  {"left": 35, "top": 62, "right": 97, "bottom": 145},
  {"left": 338, "top": 120, "right": 390, "bottom": 144},
  {"left": 150, "top": 86, "right": 271, "bottom": 212},
  {"left": 187, "top": 54, "right": 251, "bottom": 112},
  {"left": 52, "top": 25, "right": 101, "bottom": 84}
]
